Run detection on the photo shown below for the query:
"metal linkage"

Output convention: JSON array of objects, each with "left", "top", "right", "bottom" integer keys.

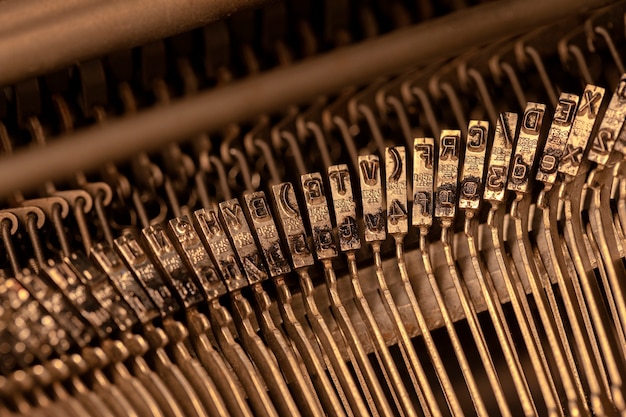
[{"left": 0, "top": 0, "right": 613, "bottom": 198}]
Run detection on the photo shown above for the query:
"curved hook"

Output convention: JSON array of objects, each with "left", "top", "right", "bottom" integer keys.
[
  {"left": 228, "top": 147, "right": 257, "bottom": 193},
  {"left": 10, "top": 206, "right": 46, "bottom": 269},
  {"left": 253, "top": 138, "right": 281, "bottom": 185},
  {"left": 243, "top": 117, "right": 269, "bottom": 157},
  {"left": 385, "top": 95, "right": 413, "bottom": 148},
  {"left": 0, "top": 212, "right": 20, "bottom": 277},
  {"left": 53, "top": 190, "right": 93, "bottom": 214},
  {"left": 83, "top": 182, "right": 113, "bottom": 207},
  {"left": 21, "top": 197, "right": 71, "bottom": 257},
  {"left": 0, "top": 211, "right": 19, "bottom": 235},
  {"left": 440, "top": 82, "right": 468, "bottom": 137},
  {"left": 593, "top": 26, "right": 625, "bottom": 75},
  {"left": 410, "top": 86, "right": 441, "bottom": 140},
  {"left": 92, "top": 186, "right": 115, "bottom": 246},
  {"left": 499, "top": 62, "right": 528, "bottom": 111},
  {"left": 488, "top": 51, "right": 527, "bottom": 110},
  {"left": 22, "top": 196, "right": 70, "bottom": 220},
  {"left": 305, "top": 120, "right": 333, "bottom": 170},
  {"left": 520, "top": 44, "right": 558, "bottom": 106},
  {"left": 332, "top": 115, "right": 359, "bottom": 171},
  {"left": 466, "top": 68, "right": 498, "bottom": 127},
  {"left": 568, "top": 44, "right": 594, "bottom": 86},
  {"left": 237, "top": 122, "right": 273, "bottom": 189},
  {"left": 219, "top": 124, "right": 240, "bottom": 165},
  {"left": 206, "top": 155, "right": 232, "bottom": 200},
  {"left": 584, "top": 15, "right": 625, "bottom": 74},
  {"left": 52, "top": 190, "right": 95, "bottom": 254},
  {"left": 358, "top": 103, "right": 387, "bottom": 158},
  {"left": 557, "top": 34, "right": 595, "bottom": 86},
  {"left": 273, "top": 130, "right": 307, "bottom": 178}
]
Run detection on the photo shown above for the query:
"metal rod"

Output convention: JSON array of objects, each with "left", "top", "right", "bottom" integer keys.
[
  {"left": 0, "top": 0, "right": 103, "bottom": 37},
  {"left": 0, "top": 0, "right": 271, "bottom": 86},
  {"left": 0, "top": 0, "right": 612, "bottom": 198}
]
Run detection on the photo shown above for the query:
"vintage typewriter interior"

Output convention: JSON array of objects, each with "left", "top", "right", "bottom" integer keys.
[{"left": 0, "top": 0, "right": 625, "bottom": 416}]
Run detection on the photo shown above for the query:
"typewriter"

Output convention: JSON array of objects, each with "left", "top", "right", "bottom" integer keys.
[{"left": 0, "top": 0, "right": 625, "bottom": 415}]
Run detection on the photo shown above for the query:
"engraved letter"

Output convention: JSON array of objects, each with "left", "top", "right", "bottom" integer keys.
[
  {"left": 554, "top": 98, "right": 577, "bottom": 125},
  {"left": 578, "top": 90, "right": 602, "bottom": 117},
  {"left": 415, "top": 143, "right": 433, "bottom": 168},
  {"left": 467, "top": 126, "right": 486, "bottom": 152},
  {"left": 440, "top": 135, "right": 458, "bottom": 160},
  {"left": 250, "top": 195, "right": 269, "bottom": 220},
  {"left": 521, "top": 108, "right": 544, "bottom": 133},
  {"left": 359, "top": 158, "right": 379, "bottom": 185},
  {"left": 303, "top": 177, "right": 324, "bottom": 203},
  {"left": 329, "top": 169, "right": 350, "bottom": 195}
]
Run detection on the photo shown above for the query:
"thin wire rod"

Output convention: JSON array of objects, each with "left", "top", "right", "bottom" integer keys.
[{"left": 0, "top": 0, "right": 612, "bottom": 198}]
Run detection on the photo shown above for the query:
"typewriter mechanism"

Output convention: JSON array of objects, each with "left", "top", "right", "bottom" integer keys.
[{"left": 1, "top": 0, "right": 626, "bottom": 416}]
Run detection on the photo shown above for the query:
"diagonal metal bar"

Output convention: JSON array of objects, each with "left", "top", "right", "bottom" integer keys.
[{"left": 0, "top": 0, "right": 614, "bottom": 198}]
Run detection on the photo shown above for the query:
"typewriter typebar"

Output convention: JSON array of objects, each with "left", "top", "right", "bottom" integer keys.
[{"left": 2, "top": 1, "right": 626, "bottom": 416}]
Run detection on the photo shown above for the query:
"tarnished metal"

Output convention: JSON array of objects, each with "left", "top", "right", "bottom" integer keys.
[
  {"left": 115, "top": 231, "right": 179, "bottom": 315},
  {"left": 272, "top": 181, "right": 369, "bottom": 416},
  {"left": 588, "top": 74, "right": 626, "bottom": 163},
  {"left": 536, "top": 93, "right": 579, "bottom": 187},
  {"left": 385, "top": 147, "right": 409, "bottom": 234},
  {"left": 484, "top": 113, "right": 519, "bottom": 202},
  {"left": 509, "top": 102, "right": 587, "bottom": 416},
  {"left": 328, "top": 164, "right": 361, "bottom": 252},
  {"left": 412, "top": 139, "right": 434, "bottom": 227},
  {"left": 301, "top": 173, "right": 338, "bottom": 260},
  {"left": 558, "top": 85, "right": 606, "bottom": 177},
  {"left": 194, "top": 207, "right": 249, "bottom": 292},
  {"left": 218, "top": 198, "right": 269, "bottom": 284},
  {"left": 242, "top": 192, "right": 292, "bottom": 278},
  {"left": 358, "top": 155, "right": 386, "bottom": 241},
  {"left": 169, "top": 215, "right": 226, "bottom": 301},
  {"left": 66, "top": 251, "right": 137, "bottom": 332},
  {"left": 459, "top": 121, "right": 488, "bottom": 211},
  {"left": 271, "top": 182, "right": 316, "bottom": 269}
]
